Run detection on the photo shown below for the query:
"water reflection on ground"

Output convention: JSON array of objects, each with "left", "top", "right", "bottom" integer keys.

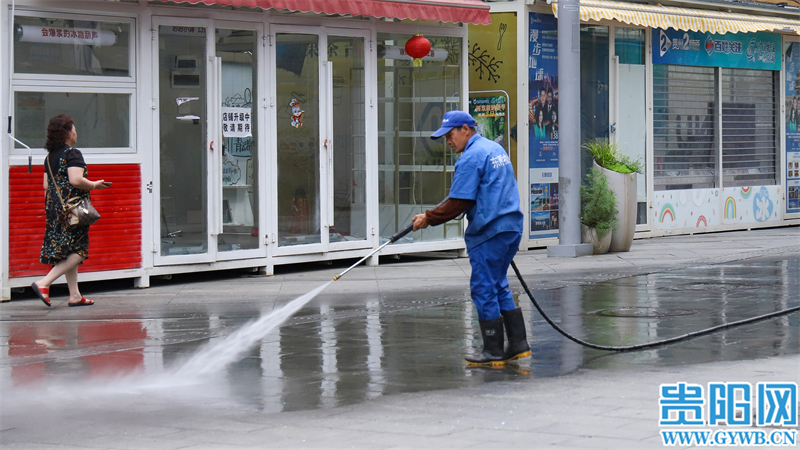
[{"left": 1, "top": 257, "right": 797, "bottom": 413}]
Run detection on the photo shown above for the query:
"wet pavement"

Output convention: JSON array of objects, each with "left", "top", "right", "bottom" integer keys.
[
  {"left": 0, "top": 228, "right": 798, "bottom": 448},
  {"left": 2, "top": 255, "right": 797, "bottom": 414}
]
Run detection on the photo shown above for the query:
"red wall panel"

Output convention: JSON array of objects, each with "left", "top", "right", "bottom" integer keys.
[{"left": 8, "top": 164, "right": 142, "bottom": 278}]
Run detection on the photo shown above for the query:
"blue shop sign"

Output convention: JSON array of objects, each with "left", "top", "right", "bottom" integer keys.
[{"left": 653, "top": 28, "right": 780, "bottom": 71}]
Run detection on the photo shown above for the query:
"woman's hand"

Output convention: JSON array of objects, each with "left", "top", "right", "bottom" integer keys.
[
  {"left": 68, "top": 167, "right": 110, "bottom": 190},
  {"left": 93, "top": 180, "right": 111, "bottom": 190}
]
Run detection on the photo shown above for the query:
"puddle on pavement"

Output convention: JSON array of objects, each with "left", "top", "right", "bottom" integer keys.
[{"left": 1, "top": 256, "right": 797, "bottom": 413}]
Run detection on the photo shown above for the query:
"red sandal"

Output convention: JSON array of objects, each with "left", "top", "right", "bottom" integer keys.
[
  {"left": 31, "top": 283, "right": 51, "bottom": 307},
  {"left": 68, "top": 297, "right": 94, "bottom": 307}
]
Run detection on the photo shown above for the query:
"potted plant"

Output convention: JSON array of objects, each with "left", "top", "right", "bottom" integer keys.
[
  {"left": 580, "top": 168, "right": 618, "bottom": 255},
  {"left": 583, "top": 139, "right": 644, "bottom": 252}
]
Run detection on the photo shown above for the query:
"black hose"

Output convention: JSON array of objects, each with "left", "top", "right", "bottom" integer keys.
[{"left": 510, "top": 260, "right": 800, "bottom": 352}]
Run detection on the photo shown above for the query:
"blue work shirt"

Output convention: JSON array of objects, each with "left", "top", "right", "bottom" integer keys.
[{"left": 448, "top": 134, "right": 523, "bottom": 250}]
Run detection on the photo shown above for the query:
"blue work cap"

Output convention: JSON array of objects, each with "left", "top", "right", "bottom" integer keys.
[{"left": 430, "top": 110, "right": 477, "bottom": 139}]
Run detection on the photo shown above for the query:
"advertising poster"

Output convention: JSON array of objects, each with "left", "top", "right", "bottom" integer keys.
[
  {"left": 467, "top": 13, "right": 518, "bottom": 161},
  {"left": 529, "top": 12, "right": 559, "bottom": 238},
  {"left": 786, "top": 42, "right": 800, "bottom": 214},
  {"left": 653, "top": 29, "right": 781, "bottom": 71},
  {"left": 469, "top": 95, "right": 507, "bottom": 151}
]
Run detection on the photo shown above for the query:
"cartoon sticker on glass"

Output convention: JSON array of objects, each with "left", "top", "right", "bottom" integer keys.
[{"left": 290, "top": 98, "right": 304, "bottom": 128}]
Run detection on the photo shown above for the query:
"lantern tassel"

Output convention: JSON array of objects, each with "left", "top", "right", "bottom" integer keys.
[{"left": 413, "top": 58, "right": 422, "bottom": 67}]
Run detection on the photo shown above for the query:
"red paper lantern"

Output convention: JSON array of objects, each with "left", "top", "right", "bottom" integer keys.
[{"left": 405, "top": 34, "right": 431, "bottom": 67}]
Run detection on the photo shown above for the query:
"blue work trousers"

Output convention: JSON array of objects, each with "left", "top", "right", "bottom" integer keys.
[{"left": 468, "top": 231, "right": 522, "bottom": 321}]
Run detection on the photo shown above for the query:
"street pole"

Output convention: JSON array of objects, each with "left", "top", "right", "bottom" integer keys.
[{"left": 548, "top": 0, "right": 592, "bottom": 258}]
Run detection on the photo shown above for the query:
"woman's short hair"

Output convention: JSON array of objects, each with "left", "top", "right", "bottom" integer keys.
[{"left": 45, "top": 115, "right": 74, "bottom": 152}]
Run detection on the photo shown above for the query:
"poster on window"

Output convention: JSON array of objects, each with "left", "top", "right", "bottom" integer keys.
[
  {"left": 222, "top": 107, "right": 252, "bottom": 138},
  {"left": 469, "top": 95, "right": 507, "bottom": 152},
  {"left": 529, "top": 12, "right": 559, "bottom": 238},
  {"left": 786, "top": 42, "right": 800, "bottom": 214}
]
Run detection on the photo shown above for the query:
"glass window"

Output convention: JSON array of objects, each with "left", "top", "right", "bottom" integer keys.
[
  {"left": 614, "top": 27, "right": 644, "bottom": 65},
  {"left": 654, "top": 64, "right": 779, "bottom": 191},
  {"left": 14, "top": 16, "right": 131, "bottom": 77},
  {"left": 653, "top": 65, "right": 717, "bottom": 190},
  {"left": 377, "top": 33, "right": 463, "bottom": 243},
  {"left": 580, "top": 25, "right": 609, "bottom": 177},
  {"left": 13, "top": 91, "right": 131, "bottom": 149},
  {"left": 722, "top": 68, "right": 777, "bottom": 187}
]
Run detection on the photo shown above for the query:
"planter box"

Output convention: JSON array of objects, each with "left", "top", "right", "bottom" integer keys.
[
  {"left": 581, "top": 224, "right": 611, "bottom": 255},
  {"left": 594, "top": 162, "right": 636, "bottom": 252}
]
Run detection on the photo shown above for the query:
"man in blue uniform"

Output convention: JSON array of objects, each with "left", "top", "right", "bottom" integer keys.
[{"left": 413, "top": 111, "right": 530, "bottom": 367}]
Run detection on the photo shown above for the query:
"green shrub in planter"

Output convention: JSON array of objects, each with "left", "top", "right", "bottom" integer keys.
[
  {"left": 580, "top": 168, "right": 618, "bottom": 240},
  {"left": 583, "top": 139, "right": 644, "bottom": 174}
]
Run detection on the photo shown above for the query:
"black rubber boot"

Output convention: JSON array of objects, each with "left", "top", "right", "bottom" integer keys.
[
  {"left": 465, "top": 317, "right": 505, "bottom": 367},
  {"left": 502, "top": 308, "right": 532, "bottom": 361}
]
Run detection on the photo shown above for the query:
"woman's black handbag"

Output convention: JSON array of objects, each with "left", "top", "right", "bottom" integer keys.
[{"left": 46, "top": 154, "right": 101, "bottom": 230}]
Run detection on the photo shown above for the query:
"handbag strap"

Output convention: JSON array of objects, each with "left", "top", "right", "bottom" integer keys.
[{"left": 45, "top": 153, "right": 68, "bottom": 211}]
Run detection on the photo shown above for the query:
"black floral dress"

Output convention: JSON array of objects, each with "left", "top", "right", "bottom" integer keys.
[{"left": 40, "top": 145, "right": 90, "bottom": 265}]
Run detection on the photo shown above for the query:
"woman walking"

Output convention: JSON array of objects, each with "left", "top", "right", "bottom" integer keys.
[{"left": 31, "top": 115, "right": 110, "bottom": 307}]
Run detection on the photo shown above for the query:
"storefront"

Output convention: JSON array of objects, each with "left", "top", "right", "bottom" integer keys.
[
  {"left": 469, "top": 0, "right": 800, "bottom": 250},
  {"left": 0, "top": 0, "right": 490, "bottom": 299}
]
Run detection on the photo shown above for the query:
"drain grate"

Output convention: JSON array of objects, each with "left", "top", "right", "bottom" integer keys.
[{"left": 590, "top": 307, "right": 698, "bottom": 318}]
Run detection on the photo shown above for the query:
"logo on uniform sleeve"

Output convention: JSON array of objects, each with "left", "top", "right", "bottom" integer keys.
[{"left": 490, "top": 154, "right": 511, "bottom": 169}]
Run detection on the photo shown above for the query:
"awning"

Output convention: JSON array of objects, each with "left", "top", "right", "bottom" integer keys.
[
  {"left": 551, "top": 0, "right": 800, "bottom": 35},
  {"left": 159, "top": 0, "right": 492, "bottom": 25}
]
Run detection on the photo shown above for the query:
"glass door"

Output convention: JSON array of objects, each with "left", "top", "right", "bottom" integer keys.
[
  {"left": 214, "top": 23, "right": 264, "bottom": 260},
  {"left": 154, "top": 18, "right": 265, "bottom": 265},
  {"left": 327, "top": 32, "right": 369, "bottom": 251},
  {"left": 154, "top": 18, "right": 214, "bottom": 264},
  {"left": 612, "top": 26, "right": 650, "bottom": 229},
  {"left": 271, "top": 27, "right": 371, "bottom": 255},
  {"left": 273, "top": 30, "right": 322, "bottom": 252}
]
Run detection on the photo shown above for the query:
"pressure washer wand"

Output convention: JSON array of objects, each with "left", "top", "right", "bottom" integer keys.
[
  {"left": 332, "top": 222, "right": 414, "bottom": 281},
  {"left": 333, "top": 198, "right": 449, "bottom": 281}
]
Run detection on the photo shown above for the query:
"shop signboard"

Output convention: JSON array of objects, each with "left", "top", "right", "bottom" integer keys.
[
  {"left": 528, "top": 12, "right": 559, "bottom": 238},
  {"left": 468, "top": 94, "right": 507, "bottom": 151},
  {"left": 785, "top": 42, "right": 800, "bottom": 214},
  {"left": 653, "top": 29, "right": 781, "bottom": 71}
]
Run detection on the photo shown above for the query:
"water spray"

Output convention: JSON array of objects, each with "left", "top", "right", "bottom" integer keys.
[{"left": 168, "top": 207, "right": 440, "bottom": 378}]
